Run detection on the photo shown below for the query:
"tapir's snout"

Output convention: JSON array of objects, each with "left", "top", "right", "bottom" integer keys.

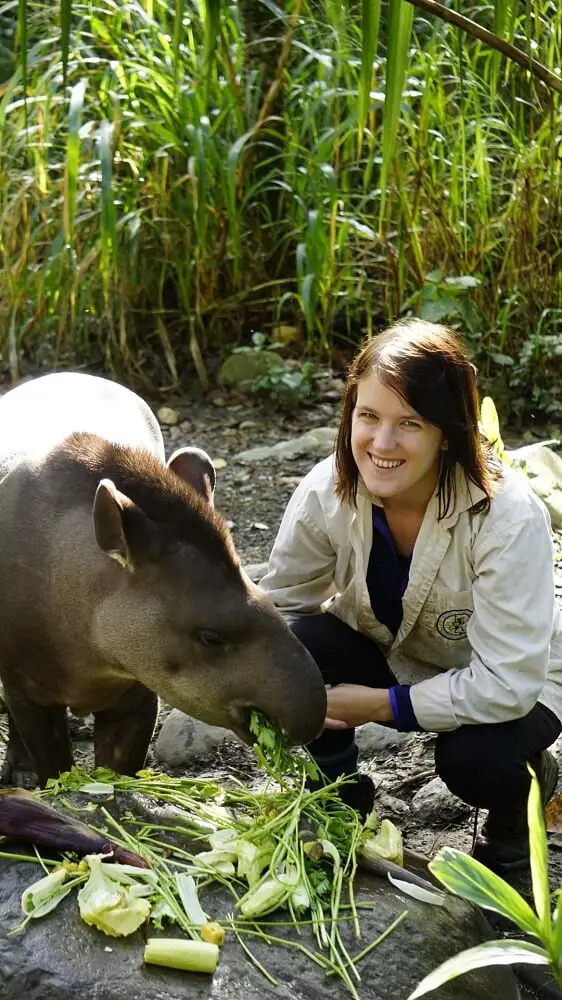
[{"left": 226, "top": 627, "right": 327, "bottom": 748}]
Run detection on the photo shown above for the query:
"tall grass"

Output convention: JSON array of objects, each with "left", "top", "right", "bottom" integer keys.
[{"left": 0, "top": 0, "right": 561, "bottom": 420}]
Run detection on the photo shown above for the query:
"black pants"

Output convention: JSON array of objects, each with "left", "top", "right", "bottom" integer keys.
[{"left": 292, "top": 612, "right": 561, "bottom": 812}]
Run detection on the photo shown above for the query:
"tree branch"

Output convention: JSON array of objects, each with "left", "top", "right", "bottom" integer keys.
[{"left": 407, "top": 0, "right": 562, "bottom": 95}]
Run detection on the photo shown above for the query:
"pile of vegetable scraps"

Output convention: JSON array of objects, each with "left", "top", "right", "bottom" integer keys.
[{"left": 5, "top": 713, "right": 409, "bottom": 999}]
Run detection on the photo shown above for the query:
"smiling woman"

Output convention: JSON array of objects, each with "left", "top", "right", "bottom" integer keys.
[
  {"left": 259, "top": 318, "right": 562, "bottom": 879},
  {"left": 350, "top": 375, "right": 444, "bottom": 512}
]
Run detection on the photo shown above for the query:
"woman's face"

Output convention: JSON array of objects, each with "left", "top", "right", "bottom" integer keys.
[{"left": 351, "top": 371, "right": 444, "bottom": 506}]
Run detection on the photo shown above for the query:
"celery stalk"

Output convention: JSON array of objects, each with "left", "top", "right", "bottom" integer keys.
[{"left": 144, "top": 937, "right": 219, "bottom": 973}]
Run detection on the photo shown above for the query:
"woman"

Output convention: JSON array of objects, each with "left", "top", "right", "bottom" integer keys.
[{"left": 260, "top": 319, "right": 562, "bottom": 875}]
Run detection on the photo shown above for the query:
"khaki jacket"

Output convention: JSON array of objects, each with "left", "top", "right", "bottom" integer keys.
[{"left": 260, "top": 457, "right": 562, "bottom": 731}]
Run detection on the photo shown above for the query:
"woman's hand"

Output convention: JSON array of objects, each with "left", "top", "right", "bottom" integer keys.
[{"left": 324, "top": 684, "right": 393, "bottom": 730}]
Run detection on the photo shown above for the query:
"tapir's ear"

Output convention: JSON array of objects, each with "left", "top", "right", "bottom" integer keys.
[
  {"left": 93, "top": 479, "right": 135, "bottom": 573},
  {"left": 167, "top": 447, "right": 216, "bottom": 507}
]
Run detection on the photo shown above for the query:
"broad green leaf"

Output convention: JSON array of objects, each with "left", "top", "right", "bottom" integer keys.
[
  {"left": 378, "top": 0, "right": 414, "bottom": 228},
  {"left": 480, "top": 397, "right": 504, "bottom": 455},
  {"left": 527, "top": 767, "right": 552, "bottom": 936},
  {"left": 407, "top": 939, "right": 550, "bottom": 1000},
  {"left": 429, "top": 848, "right": 541, "bottom": 939},
  {"left": 419, "top": 298, "right": 459, "bottom": 323},
  {"left": 358, "top": 0, "right": 382, "bottom": 144}
]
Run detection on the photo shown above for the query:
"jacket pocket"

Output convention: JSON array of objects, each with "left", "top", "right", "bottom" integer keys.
[{"left": 407, "top": 587, "right": 474, "bottom": 668}]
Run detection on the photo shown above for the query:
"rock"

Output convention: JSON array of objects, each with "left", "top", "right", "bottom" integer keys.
[
  {"left": 356, "top": 723, "right": 412, "bottom": 755},
  {"left": 0, "top": 793, "right": 519, "bottom": 1000},
  {"left": 154, "top": 711, "right": 234, "bottom": 766},
  {"left": 211, "top": 457, "right": 228, "bottom": 469},
  {"left": 507, "top": 444, "right": 562, "bottom": 528},
  {"left": 243, "top": 562, "right": 269, "bottom": 582},
  {"left": 156, "top": 406, "right": 180, "bottom": 426},
  {"left": 218, "top": 351, "right": 284, "bottom": 393},
  {"left": 235, "top": 426, "right": 337, "bottom": 463},
  {"left": 412, "top": 776, "right": 472, "bottom": 825},
  {"left": 375, "top": 791, "right": 412, "bottom": 821}
]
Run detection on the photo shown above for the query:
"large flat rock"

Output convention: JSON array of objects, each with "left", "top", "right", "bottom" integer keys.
[{"left": 0, "top": 794, "right": 520, "bottom": 1000}]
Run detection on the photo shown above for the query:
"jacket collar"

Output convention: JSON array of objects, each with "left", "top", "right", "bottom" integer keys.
[{"left": 357, "top": 463, "right": 486, "bottom": 527}]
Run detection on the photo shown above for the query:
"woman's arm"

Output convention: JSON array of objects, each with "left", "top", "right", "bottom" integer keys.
[
  {"left": 410, "top": 509, "right": 556, "bottom": 730},
  {"left": 259, "top": 476, "right": 338, "bottom": 617}
]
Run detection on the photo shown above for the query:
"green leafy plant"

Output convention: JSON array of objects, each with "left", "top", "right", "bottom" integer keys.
[
  {"left": 407, "top": 768, "right": 562, "bottom": 998},
  {"left": 1, "top": 0, "right": 561, "bottom": 420},
  {"left": 402, "top": 271, "right": 485, "bottom": 337},
  {"left": 231, "top": 334, "right": 326, "bottom": 409}
]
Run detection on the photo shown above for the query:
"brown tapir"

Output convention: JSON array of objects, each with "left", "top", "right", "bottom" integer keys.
[{"left": 0, "top": 372, "right": 326, "bottom": 786}]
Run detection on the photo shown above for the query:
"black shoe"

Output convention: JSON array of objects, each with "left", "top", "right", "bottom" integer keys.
[
  {"left": 338, "top": 774, "right": 376, "bottom": 821},
  {"left": 473, "top": 750, "right": 559, "bottom": 874}
]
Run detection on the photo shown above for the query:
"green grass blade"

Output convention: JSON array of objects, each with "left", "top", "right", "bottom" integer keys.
[
  {"left": 98, "top": 120, "right": 118, "bottom": 279},
  {"left": 378, "top": 0, "right": 414, "bottom": 228},
  {"left": 16, "top": 0, "right": 27, "bottom": 125},
  {"left": 201, "top": 0, "right": 221, "bottom": 97},
  {"left": 428, "top": 847, "right": 542, "bottom": 939},
  {"left": 527, "top": 767, "right": 552, "bottom": 937},
  {"left": 61, "top": 0, "right": 72, "bottom": 87},
  {"left": 358, "top": 0, "right": 381, "bottom": 144},
  {"left": 64, "top": 77, "right": 87, "bottom": 247},
  {"left": 173, "top": 0, "right": 186, "bottom": 77},
  {"left": 406, "top": 939, "right": 550, "bottom": 1000},
  {"left": 552, "top": 893, "right": 562, "bottom": 965}
]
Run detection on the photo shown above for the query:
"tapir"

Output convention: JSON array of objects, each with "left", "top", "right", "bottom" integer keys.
[{"left": 0, "top": 372, "right": 326, "bottom": 786}]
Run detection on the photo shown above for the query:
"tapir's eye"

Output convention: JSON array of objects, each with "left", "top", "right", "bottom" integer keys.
[{"left": 198, "top": 629, "right": 225, "bottom": 648}]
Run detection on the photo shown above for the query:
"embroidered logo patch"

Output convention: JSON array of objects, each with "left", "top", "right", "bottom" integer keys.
[{"left": 436, "top": 609, "right": 472, "bottom": 640}]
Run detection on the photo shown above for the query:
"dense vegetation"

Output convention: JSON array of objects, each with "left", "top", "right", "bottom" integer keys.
[{"left": 0, "top": 0, "right": 560, "bottom": 423}]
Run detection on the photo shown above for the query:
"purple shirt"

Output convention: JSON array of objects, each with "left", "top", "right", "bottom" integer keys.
[{"left": 367, "top": 506, "right": 420, "bottom": 732}]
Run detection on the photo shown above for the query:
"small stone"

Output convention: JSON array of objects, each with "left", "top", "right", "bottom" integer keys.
[
  {"left": 243, "top": 562, "right": 269, "bottom": 582},
  {"left": 251, "top": 522, "right": 269, "bottom": 531},
  {"left": 157, "top": 406, "right": 179, "bottom": 426},
  {"left": 154, "top": 710, "right": 235, "bottom": 766},
  {"left": 211, "top": 395, "right": 228, "bottom": 407},
  {"left": 411, "top": 776, "right": 471, "bottom": 825},
  {"left": 212, "top": 457, "right": 228, "bottom": 469},
  {"left": 226, "top": 520, "right": 236, "bottom": 529},
  {"left": 278, "top": 475, "right": 303, "bottom": 485},
  {"left": 375, "top": 791, "right": 411, "bottom": 821},
  {"left": 356, "top": 723, "right": 412, "bottom": 755},
  {"left": 234, "top": 426, "right": 337, "bottom": 463},
  {"left": 239, "top": 420, "right": 259, "bottom": 430}
]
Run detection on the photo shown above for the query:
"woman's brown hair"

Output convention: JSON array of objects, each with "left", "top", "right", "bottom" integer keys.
[{"left": 334, "top": 319, "right": 502, "bottom": 517}]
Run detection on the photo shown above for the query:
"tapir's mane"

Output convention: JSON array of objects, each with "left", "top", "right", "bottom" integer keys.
[{"left": 60, "top": 432, "right": 240, "bottom": 573}]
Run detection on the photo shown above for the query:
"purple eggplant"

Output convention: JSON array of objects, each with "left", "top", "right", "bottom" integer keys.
[{"left": 0, "top": 789, "right": 148, "bottom": 868}]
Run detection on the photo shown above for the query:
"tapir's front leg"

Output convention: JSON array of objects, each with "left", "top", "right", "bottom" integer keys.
[
  {"left": 1, "top": 687, "right": 73, "bottom": 787},
  {"left": 93, "top": 682, "right": 158, "bottom": 775}
]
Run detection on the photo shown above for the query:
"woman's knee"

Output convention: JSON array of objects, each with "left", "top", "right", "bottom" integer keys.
[{"left": 435, "top": 727, "right": 532, "bottom": 808}]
